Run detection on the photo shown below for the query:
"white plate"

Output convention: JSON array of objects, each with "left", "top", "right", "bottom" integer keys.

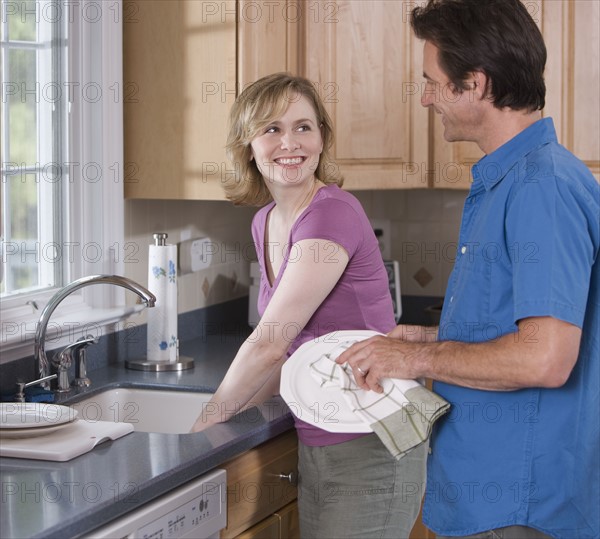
[
  {"left": 0, "top": 420, "right": 78, "bottom": 439},
  {"left": 0, "top": 403, "right": 78, "bottom": 429},
  {"left": 280, "top": 330, "right": 382, "bottom": 433}
]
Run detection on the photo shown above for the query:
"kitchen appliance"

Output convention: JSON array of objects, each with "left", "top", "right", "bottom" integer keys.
[
  {"left": 384, "top": 260, "right": 402, "bottom": 322},
  {"left": 83, "top": 469, "right": 227, "bottom": 539},
  {"left": 248, "top": 259, "right": 402, "bottom": 326}
]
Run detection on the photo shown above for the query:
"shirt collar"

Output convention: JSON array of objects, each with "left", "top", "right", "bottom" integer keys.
[{"left": 471, "top": 117, "right": 558, "bottom": 192}]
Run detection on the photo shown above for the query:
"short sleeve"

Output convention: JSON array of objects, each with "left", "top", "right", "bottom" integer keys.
[
  {"left": 507, "top": 176, "right": 595, "bottom": 328},
  {"left": 291, "top": 198, "right": 364, "bottom": 257}
]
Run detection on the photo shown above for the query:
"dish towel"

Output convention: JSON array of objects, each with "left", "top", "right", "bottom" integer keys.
[{"left": 309, "top": 340, "right": 450, "bottom": 460}]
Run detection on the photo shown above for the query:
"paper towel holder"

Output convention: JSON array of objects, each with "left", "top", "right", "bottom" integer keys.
[
  {"left": 125, "top": 355, "right": 194, "bottom": 372},
  {"left": 125, "top": 232, "right": 194, "bottom": 371}
]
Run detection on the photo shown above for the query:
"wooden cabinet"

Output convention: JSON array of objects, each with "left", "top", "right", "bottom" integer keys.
[
  {"left": 301, "top": 0, "right": 429, "bottom": 190},
  {"left": 221, "top": 430, "right": 299, "bottom": 539},
  {"left": 220, "top": 429, "right": 429, "bottom": 539},
  {"left": 124, "top": 0, "right": 299, "bottom": 200},
  {"left": 541, "top": 0, "right": 599, "bottom": 181},
  {"left": 237, "top": 0, "right": 301, "bottom": 88},
  {"left": 234, "top": 502, "right": 299, "bottom": 539},
  {"left": 430, "top": 0, "right": 600, "bottom": 188},
  {"left": 124, "top": 0, "right": 598, "bottom": 200},
  {"left": 124, "top": 0, "right": 237, "bottom": 200},
  {"left": 410, "top": 506, "right": 436, "bottom": 539}
]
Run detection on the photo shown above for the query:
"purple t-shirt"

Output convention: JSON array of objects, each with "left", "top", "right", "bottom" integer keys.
[{"left": 251, "top": 184, "right": 396, "bottom": 446}]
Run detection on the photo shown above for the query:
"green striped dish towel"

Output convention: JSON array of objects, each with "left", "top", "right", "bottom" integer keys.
[{"left": 310, "top": 341, "right": 450, "bottom": 460}]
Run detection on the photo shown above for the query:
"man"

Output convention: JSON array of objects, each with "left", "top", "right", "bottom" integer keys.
[{"left": 338, "top": 1, "right": 599, "bottom": 538}]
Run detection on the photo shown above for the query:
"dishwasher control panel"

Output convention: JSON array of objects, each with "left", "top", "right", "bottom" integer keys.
[{"left": 84, "top": 469, "right": 226, "bottom": 539}]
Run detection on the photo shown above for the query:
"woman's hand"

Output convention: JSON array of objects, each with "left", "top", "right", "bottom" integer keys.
[{"left": 190, "top": 407, "right": 221, "bottom": 433}]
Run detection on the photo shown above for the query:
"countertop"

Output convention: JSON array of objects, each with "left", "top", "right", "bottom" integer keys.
[{"left": 0, "top": 335, "right": 295, "bottom": 539}]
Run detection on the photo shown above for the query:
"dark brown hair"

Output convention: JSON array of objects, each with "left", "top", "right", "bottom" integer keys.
[{"left": 411, "top": 0, "right": 546, "bottom": 111}]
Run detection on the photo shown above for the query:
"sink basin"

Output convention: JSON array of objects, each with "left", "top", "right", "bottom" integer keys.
[{"left": 68, "top": 388, "right": 214, "bottom": 434}]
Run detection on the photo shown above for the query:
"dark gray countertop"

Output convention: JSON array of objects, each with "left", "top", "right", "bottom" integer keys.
[{"left": 0, "top": 335, "right": 294, "bottom": 539}]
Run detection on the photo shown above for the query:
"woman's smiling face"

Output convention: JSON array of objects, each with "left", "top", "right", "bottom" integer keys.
[{"left": 250, "top": 94, "right": 324, "bottom": 188}]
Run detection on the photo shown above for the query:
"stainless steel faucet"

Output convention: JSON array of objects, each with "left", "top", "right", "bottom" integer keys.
[{"left": 34, "top": 275, "right": 156, "bottom": 389}]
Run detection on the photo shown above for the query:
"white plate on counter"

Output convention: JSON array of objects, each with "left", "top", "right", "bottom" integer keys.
[
  {"left": 0, "top": 422, "right": 77, "bottom": 439},
  {"left": 0, "top": 403, "right": 78, "bottom": 429},
  {"left": 280, "top": 330, "right": 382, "bottom": 433}
]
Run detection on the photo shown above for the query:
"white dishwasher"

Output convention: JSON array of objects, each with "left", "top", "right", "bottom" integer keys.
[{"left": 83, "top": 469, "right": 226, "bottom": 539}]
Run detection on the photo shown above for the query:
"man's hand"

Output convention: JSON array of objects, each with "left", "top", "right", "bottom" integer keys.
[{"left": 336, "top": 336, "right": 426, "bottom": 392}]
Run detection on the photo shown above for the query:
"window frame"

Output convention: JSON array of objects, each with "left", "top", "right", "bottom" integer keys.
[{"left": 1, "top": 0, "right": 136, "bottom": 363}]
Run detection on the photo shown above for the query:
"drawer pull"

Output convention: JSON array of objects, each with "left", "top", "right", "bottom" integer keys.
[{"left": 277, "top": 472, "right": 297, "bottom": 485}]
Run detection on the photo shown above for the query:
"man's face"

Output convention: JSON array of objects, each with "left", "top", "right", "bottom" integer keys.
[{"left": 421, "top": 41, "right": 482, "bottom": 144}]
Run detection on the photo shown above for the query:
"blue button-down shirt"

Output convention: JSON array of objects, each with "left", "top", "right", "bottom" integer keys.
[{"left": 423, "top": 118, "right": 599, "bottom": 539}]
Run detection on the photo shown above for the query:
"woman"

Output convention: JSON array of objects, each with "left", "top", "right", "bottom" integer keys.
[{"left": 191, "top": 73, "right": 426, "bottom": 538}]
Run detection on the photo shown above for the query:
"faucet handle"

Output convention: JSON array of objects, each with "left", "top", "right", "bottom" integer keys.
[
  {"left": 53, "top": 335, "right": 98, "bottom": 392},
  {"left": 71, "top": 335, "right": 98, "bottom": 388}
]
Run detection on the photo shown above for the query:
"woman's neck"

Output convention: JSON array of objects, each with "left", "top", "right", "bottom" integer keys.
[{"left": 270, "top": 178, "right": 324, "bottom": 225}]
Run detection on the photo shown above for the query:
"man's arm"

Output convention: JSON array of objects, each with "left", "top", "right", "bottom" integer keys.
[
  {"left": 337, "top": 316, "right": 581, "bottom": 392},
  {"left": 388, "top": 324, "right": 439, "bottom": 343}
]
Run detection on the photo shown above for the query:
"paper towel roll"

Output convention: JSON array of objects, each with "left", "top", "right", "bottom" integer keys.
[{"left": 147, "top": 243, "right": 178, "bottom": 362}]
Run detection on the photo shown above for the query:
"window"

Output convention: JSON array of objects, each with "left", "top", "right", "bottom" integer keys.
[
  {"left": 1, "top": 0, "right": 128, "bottom": 363},
  {"left": 1, "top": 0, "right": 66, "bottom": 297}
]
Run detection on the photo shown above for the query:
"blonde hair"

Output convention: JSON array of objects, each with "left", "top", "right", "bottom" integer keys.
[{"left": 223, "top": 73, "right": 343, "bottom": 206}]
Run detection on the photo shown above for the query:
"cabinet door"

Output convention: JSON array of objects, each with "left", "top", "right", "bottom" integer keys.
[
  {"left": 124, "top": 0, "right": 236, "bottom": 199},
  {"left": 238, "top": 0, "right": 301, "bottom": 88},
  {"left": 302, "top": 0, "right": 429, "bottom": 189},
  {"left": 221, "top": 431, "right": 298, "bottom": 539},
  {"left": 431, "top": 0, "right": 600, "bottom": 188},
  {"left": 233, "top": 514, "right": 281, "bottom": 539},
  {"left": 542, "top": 0, "right": 600, "bottom": 181},
  {"left": 275, "top": 501, "right": 300, "bottom": 539},
  {"left": 409, "top": 506, "right": 436, "bottom": 539}
]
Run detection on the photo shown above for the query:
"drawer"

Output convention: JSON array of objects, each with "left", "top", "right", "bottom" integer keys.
[{"left": 221, "top": 431, "right": 298, "bottom": 538}]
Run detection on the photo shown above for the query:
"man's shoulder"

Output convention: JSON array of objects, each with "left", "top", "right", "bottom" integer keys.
[{"left": 516, "top": 140, "right": 598, "bottom": 196}]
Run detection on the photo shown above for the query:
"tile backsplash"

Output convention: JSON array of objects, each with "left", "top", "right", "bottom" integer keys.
[
  {"left": 124, "top": 199, "right": 256, "bottom": 321},
  {"left": 124, "top": 188, "right": 467, "bottom": 320},
  {"left": 354, "top": 189, "right": 466, "bottom": 297}
]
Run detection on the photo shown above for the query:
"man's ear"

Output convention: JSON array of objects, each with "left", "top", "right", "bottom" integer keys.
[{"left": 468, "top": 71, "right": 490, "bottom": 100}]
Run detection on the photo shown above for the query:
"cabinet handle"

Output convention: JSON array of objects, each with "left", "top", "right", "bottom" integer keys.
[{"left": 277, "top": 472, "right": 297, "bottom": 486}]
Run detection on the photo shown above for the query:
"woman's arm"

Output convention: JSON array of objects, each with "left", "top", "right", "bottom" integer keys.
[{"left": 191, "top": 239, "right": 350, "bottom": 432}]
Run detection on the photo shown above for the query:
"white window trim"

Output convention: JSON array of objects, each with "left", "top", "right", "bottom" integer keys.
[{"left": 1, "top": 1, "right": 145, "bottom": 364}]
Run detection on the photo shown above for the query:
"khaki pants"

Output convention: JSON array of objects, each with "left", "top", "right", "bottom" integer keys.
[{"left": 298, "top": 433, "right": 428, "bottom": 539}]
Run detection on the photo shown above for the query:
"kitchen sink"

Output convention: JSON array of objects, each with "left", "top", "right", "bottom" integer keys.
[{"left": 68, "top": 388, "right": 214, "bottom": 434}]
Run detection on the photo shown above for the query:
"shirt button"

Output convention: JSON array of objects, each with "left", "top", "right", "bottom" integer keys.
[
  {"left": 461, "top": 246, "right": 467, "bottom": 254},
  {"left": 450, "top": 296, "right": 454, "bottom": 303}
]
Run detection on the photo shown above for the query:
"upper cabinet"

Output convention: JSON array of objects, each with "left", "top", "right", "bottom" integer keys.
[
  {"left": 124, "top": 0, "right": 599, "bottom": 200},
  {"left": 431, "top": 0, "right": 600, "bottom": 187},
  {"left": 542, "top": 0, "right": 599, "bottom": 181},
  {"left": 301, "top": 1, "right": 429, "bottom": 190},
  {"left": 124, "top": 0, "right": 237, "bottom": 200}
]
